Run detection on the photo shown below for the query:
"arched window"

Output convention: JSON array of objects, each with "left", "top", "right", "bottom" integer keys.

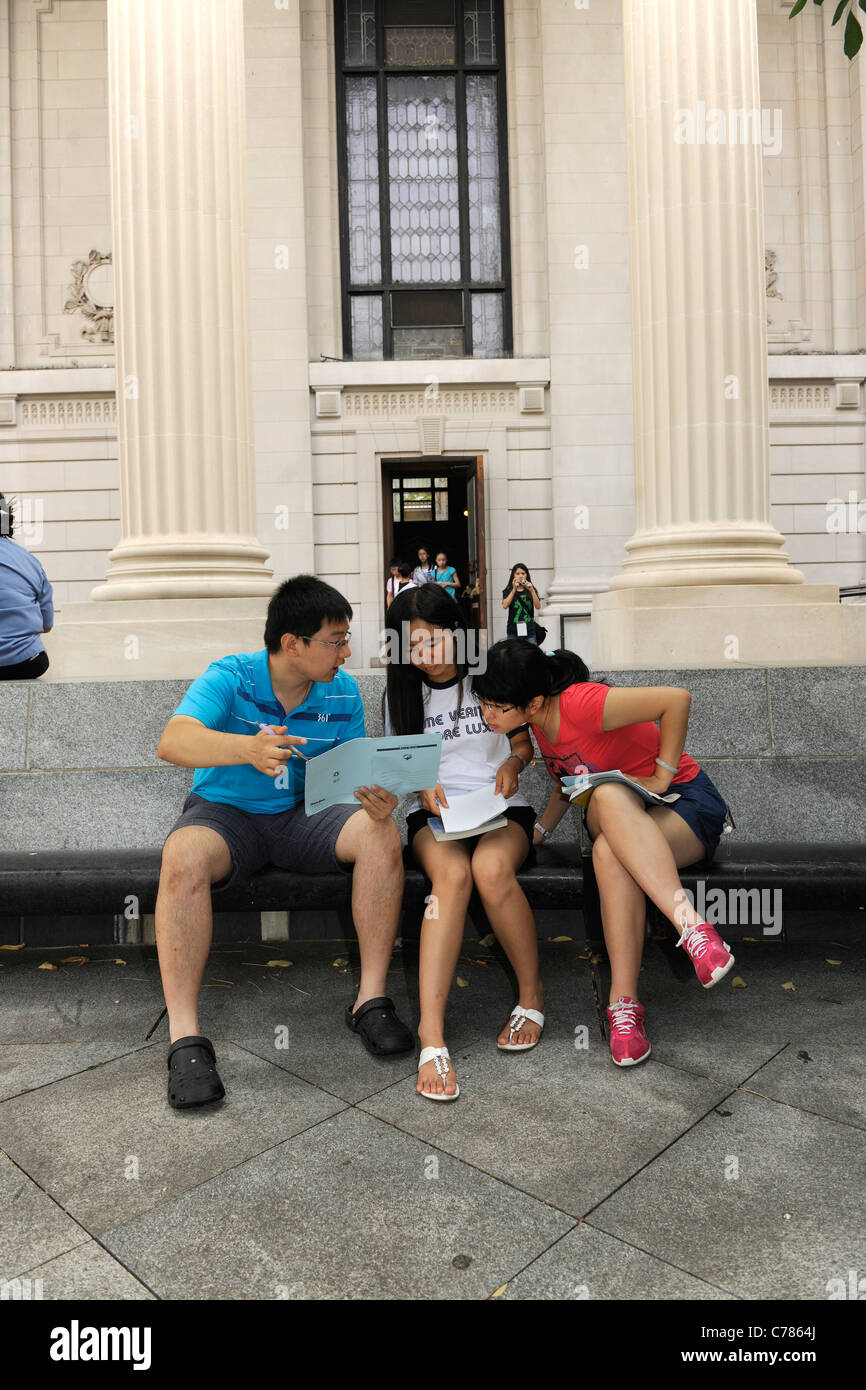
[{"left": 336, "top": 0, "right": 512, "bottom": 359}]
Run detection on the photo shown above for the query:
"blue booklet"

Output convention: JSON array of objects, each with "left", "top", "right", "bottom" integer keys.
[{"left": 304, "top": 733, "right": 443, "bottom": 815}]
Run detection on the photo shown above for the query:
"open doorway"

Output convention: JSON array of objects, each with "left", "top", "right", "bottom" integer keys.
[{"left": 381, "top": 457, "right": 487, "bottom": 633}]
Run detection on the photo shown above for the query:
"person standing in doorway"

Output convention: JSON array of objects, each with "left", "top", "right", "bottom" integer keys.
[
  {"left": 386, "top": 558, "right": 403, "bottom": 607},
  {"left": 412, "top": 546, "right": 433, "bottom": 587},
  {"left": 432, "top": 550, "right": 459, "bottom": 600}
]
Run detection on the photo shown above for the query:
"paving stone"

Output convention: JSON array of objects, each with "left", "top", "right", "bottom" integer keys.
[
  {"left": 0, "top": 1042, "right": 347, "bottom": 1235},
  {"left": 360, "top": 1036, "right": 729, "bottom": 1218},
  {"left": 499, "top": 1221, "right": 734, "bottom": 1300},
  {"left": 101, "top": 1107, "right": 573, "bottom": 1300},
  {"left": 0, "top": 1151, "right": 88, "bottom": 1280},
  {"left": 15, "top": 1239, "right": 156, "bottom": 1300},
  {"left": 589, "top": 1089, "right": 866, "bottom": 1299}
]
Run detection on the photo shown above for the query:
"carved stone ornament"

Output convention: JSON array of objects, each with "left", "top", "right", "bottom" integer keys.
[
  {"left": 765, "top": 249, "right": 782, "bottom": 300},
  {"left": 63, "top": 250, "right": 114, "bottom": 343}
]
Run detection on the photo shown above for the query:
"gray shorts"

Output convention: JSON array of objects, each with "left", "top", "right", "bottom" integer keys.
[{"left": 163, "top": 791, "right": 359, "bottom": 893}]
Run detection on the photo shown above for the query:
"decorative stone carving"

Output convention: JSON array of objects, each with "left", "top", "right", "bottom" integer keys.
[
  {"left": 343, "top": 387, "right": 517, "bottom": 417},
  {"left": 765, "top": 249, "right": 782, "bottom": 301},
  {"left": 63, "top": 250, "right": 114, "bottom": 343}
]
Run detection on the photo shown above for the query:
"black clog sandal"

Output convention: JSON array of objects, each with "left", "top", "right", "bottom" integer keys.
[
  {"left": 345, "top": 996, "right": 414, "bottom": 1056},
  {"left": 167, "top": 1035, "right": 225, "bottom": 1109}
]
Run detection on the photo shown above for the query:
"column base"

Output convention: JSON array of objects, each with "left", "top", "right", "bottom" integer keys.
[
  {"left": 90, "top": 536, "right": 275, "bottom": 601},
  {"left": 41, "top": 598, "right": 271, "bottom": 680},
  {"left": 592, "top": 585, "right": 866, "bottom": 669}
]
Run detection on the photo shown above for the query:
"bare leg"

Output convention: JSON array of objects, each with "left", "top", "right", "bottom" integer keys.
[
  {"left": 334, "top": 808, "right": 405, "bottom": 1011},
  {"left": 586, "top": 786, "right": 708, "bottom": 934},
  {"left": 591, "top": 832, "right": 648, "bottom": 1003},
  {"left": 586, "top": 787, "right": 710, "bottom": 1004},
  {"left": 411, "top": 828, "right": 473, "bottom": 1096},
  {"left": 470, "top": 825, "right": 544, "bottom": 1046},
  {"left": 155, "top": 826, "right": 232, "bottom": 1043}
]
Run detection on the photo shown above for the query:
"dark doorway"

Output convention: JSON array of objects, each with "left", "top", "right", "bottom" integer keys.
[{"left": 382, "top": 458, "right": 487, "bottom": 632}]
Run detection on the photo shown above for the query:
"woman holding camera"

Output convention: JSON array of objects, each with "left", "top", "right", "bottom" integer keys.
[{"left": 502, "top": 562, "right": 542, "bottom": 644}]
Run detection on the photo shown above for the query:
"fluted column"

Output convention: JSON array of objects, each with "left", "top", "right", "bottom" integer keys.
[
  {"left": 93, "top": 0, "right": 273, "bottom": 599},
  {"left": 611, "top": 0, "right": 801, "bottom": 588}
]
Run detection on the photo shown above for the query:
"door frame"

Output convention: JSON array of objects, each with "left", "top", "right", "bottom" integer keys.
[{"left": 381, "top": 456, "right": 487, "bottom": 629}]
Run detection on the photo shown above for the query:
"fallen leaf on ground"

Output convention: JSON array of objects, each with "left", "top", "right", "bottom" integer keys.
[
  {"left": 731, "top": 976, "right": 747, "bottom": 989},
  {"left": 61, "top": 956, "right": 88, "bottom": 966},
  {"left": 0, "top": 944, "right": 25, "bottom": 951},
  {"left": 742, "top": 937, "right": 758, "bottom": 943},
  {"left": 474, "top": 959, "right": 488, "bottom": 967},
  {"left": 548, "top": 935, "right": 573, "bottom": 943},
  {"left": 479, "top": 934, "right": 495, "bottom": 947},
  {"left": 456, "top": 976, "right": 469, "bottom": 987},
  {"left": 332, "top": 957, "right": 348, "bottom": 967},
  {"left": 38, "top": 962, "right": 57, "bottom": 971},
  {"left": 781, "top": 981, "right": 796, "bottom": 991},
  {"left": 491, "top": 1284, "right": 508, "bottom": 1299},
  {"left": 266, "top": 960, "right": 293, "bottom": 968},
  {"left": 114, "top": 959, "right": 127, "bottom": 966},
  {"left": 826, "top": 959, "right": 842, "bottom": 966}
]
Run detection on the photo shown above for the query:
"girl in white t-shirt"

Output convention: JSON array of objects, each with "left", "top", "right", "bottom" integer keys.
[{"left": 384, "top": 584, "right": 545, "bottom": 1101}]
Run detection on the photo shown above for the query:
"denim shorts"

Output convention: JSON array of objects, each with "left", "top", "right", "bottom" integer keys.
[
  {"left": 163, "top": 791, "right": 359, "bottom": 892},
  {"left": 583, "top": 767, "right": 728, "bottom": 865}
]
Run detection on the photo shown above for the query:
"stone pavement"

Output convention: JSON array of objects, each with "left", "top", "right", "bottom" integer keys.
[{"left": 0, "top": 933, "right": 863, "bottom": 1301}]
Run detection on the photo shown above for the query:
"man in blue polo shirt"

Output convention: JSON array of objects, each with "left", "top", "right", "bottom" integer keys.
[{"left": 155, "top": 574, "right": 412, "bottom": 1109}]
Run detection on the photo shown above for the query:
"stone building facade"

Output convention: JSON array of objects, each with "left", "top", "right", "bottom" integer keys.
[{"left": 0, "top": 0, "right": 864, "bottom": 675}]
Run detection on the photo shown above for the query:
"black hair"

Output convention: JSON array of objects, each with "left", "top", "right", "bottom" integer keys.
[
  {"left": 382, "top": 582, "right": 468, "bottom": 736},
  {"left": 501, "top": 561, "right": 535, "bottom": 599},
  {"left": 0, "top": 493, "right": 13, "bottom": 539},
  {"left": 264, "top": 574, "right": 352, "bottom": 654},
  {"left": 471, "top": 639, "right": 590, "bottom": 708},
  {"left": 397, "top": 561, "right": 413, "bottom": 579},
  {"left": 416, "top": 545, "right": 430, "bottom": 561}
]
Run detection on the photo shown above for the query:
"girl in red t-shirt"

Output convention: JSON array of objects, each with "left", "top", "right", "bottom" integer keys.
[{"left": 473, "top": 641, "right": 734, "bottom": 1068}]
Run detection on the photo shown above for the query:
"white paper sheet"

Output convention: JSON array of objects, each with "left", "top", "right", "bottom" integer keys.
[{"left": 439, "top": 785, "right": 509, "bottom": 834}]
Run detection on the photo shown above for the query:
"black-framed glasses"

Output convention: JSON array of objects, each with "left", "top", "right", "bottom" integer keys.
[{"left": 477, "top": 697, "right": 515, "bottom": 714}]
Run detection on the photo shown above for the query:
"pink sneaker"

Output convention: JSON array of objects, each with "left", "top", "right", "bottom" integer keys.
[
  {"left": 677, "top": 920, "right": 735, "bottom": 988},
  {"left": 606, "top": 996, "right": 651, "bottom": 1067}
]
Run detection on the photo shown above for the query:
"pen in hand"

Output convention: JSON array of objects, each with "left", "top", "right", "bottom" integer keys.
[{"left": 256, "top": 721, "right": 308, "bottom": 759}]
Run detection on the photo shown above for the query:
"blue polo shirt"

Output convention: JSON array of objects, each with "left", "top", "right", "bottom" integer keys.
[
  {"left": 170, "top": 649, "right": 366, "bottom": 813},
  {"left": 0, "top": 539, "right": 54, "bottom": 666}
]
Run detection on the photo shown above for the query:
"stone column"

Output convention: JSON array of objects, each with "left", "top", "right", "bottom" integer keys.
[
  {"left": 593, "top": 0, "right": 865, "bottom": 665},
  {"left": 91, "top": 0, "right": 273, "bottom": 600},
  {"left": 613, "top": 0, "right": 798, "bottom": 589}
]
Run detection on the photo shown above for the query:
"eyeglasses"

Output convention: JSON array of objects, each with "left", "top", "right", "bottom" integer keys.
[
  {"left": 305, "top": 632, "right": 351, "bottom": 652},
  {"left": 477, "top": 697, "right": 516, "bottom": 714}
]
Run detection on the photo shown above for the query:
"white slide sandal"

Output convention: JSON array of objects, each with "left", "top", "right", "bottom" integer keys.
[
  {"left": 417, "top": 1046, "right": 460, "bottom": 1101},
  {"left": 498, "top": 1005, "right": 546, "bottom": 1052}
]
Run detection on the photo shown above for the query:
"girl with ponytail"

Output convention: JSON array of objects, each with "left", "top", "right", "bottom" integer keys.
[
  {"left": 383, "top": 585, "right": 546, "bottom": 1100},
  {"left": 472, "top": 641, "right": 733, "bottom": 1067}
]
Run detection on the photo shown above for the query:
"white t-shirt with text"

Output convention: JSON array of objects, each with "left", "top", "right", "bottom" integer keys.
[{"left": 385, "top": 674, "right": 530, "bottom": 817}]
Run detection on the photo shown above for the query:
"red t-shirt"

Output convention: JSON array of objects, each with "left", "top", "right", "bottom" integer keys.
[{"left": 533, "top": 682, "right": 700, "bottom": 785}]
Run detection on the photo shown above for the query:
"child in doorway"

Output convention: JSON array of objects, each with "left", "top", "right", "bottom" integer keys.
[
  {"left": 431, "top": 551, "right": 459, "bottom": 600},
  {"left": 472, "top": 640, "right": 733, "bottom": 1068},
  {"left": 383, "top": 584, "right": 545, "bottom": 1100}
]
